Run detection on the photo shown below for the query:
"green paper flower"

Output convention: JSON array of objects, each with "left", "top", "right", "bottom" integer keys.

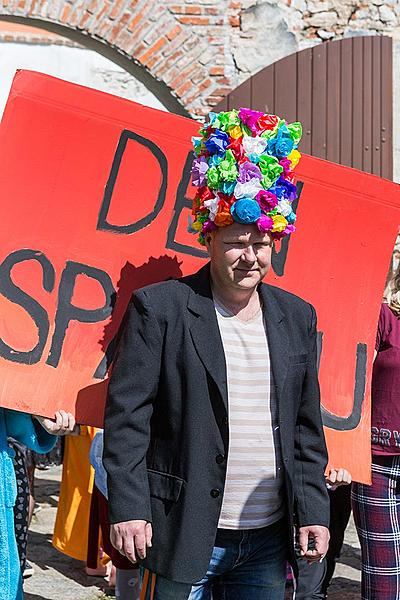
[
  {"left": 218, "top": 150, "right": 238, "bottom": 182},
  {"left": 258, "top": 154, "right": 283, "bottom": 188},
  {"left": 260, "top": 129, "right": 277, "bottom": 141},
  {"left": 206, "top": 166, "right": 221, "bottom": 189},
  {"left": 287, "top": 122, "right": 302, "bottom": 145},
  {"left": 218, "top": 110, "right": 240, "bottom": 131}
]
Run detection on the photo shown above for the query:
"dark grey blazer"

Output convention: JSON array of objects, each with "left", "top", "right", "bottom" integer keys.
[{"left": 103, "top": 263, "right": 329, "bottom": 584}]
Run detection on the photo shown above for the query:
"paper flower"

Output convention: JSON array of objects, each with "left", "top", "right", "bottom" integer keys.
[
  {"left": 257, "top": 114, "right": 279, "bottom": 133},
  {"left": 196, "top": 186, "right": 214, "bottom": 204},
  {"left": 214, "top": 200, "right": 234, "bottom": 227},
  {"left": 190, "top": 107, "right": 302, "bottom": 244},
  {"left": 287, "top": 122, "right": 302, "bottom": 145},
  {"left": 270, "top": 177, "right": 297, "bottom": 201},
  {"left": 227, "top": 125, "right": 243, "bottom": 139},
  {"left": 218, "top": 150, "right": 238, "bottom": 182},
  {"left": 288, "top": 149, "right": 301, "bottom": 169},
  {"left": 231, "top": 198, "right": 262, "bottom": 224},
  {"left": 206, "top": 166, "right": 220, "bottom": 189},
  {"left": 205, "top": 129, "right": 230, "bottom": 156},
  {"left": 220, "top": 181, "right": 236, "bottom": 195},
  {"left": 277, "top": 199, "right": 292, "bottom": 217},
  {"left": 242, "top": 135, "right": 268, "bottom": 157},
  {"left": 267, "top": 125, "right": 295, "bottom": 159},
  {"left": 234, "top": 179, "right": 263, "bottom": 199},
  {"left": 238, "top": 108, "right": 264, "bottom": 134},
  {"left": 258, "top": 155, "right": 283, "bottom": 188},
  {"left": 237, "top": 162, "right": 262, "bottom": 183},
  {"left": 274, "top": 223, "right": 296, "bottom": 240},
  {"left": 279, "top": 157, "right": 292, "bottom": 177},
  {"left": 257, "top": 214, "right": 274, "bottom": 233},
  {"left": 272, "top": 214, "right": 288, "bottom": 233},
  {"left": 202, "top": 219, "right": 218, "bottom": 234},
  {"left": 191, "top": 156, "right": 209, "bottom": 187},
  {"left": 218, "top": 110, "right": 241, "bottom": 132},
  {"left": 227, "top": 137, "right": 245, "bottom": 162},
  {"left": 208, "top": 154, "right": 223, "bottom": 168},
  {"left": 204, "top": 196, "right": 220, "bottom": 221},
  {"left": 255, "top": 190, "right": 278, "bottom": 211}
]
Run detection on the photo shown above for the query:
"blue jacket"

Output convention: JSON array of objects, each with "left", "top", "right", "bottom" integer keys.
[{"left": 0, "top": 409, "right": 55, "bottom": 600}]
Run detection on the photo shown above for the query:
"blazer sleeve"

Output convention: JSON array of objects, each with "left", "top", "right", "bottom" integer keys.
[
  {"left": 293, "top": 303, "right": 330, "bottom": 528},
  {"left": 103, "top": 289, "right": 162, "bottom": 525}
]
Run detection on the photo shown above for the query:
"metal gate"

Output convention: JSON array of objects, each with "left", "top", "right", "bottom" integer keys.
[{"left": 217, "top": 36, "right": 393, "bottom": 180}]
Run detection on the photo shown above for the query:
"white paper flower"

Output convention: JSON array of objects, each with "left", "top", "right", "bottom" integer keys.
[
  {"left": 277, "top": 199, "right": 292, "bottom": 217},
  {"left": 204, "top": 196, "right": 220, "bottom": 221},
  {"left": 242, "top": 135, "right": 268, "bottom": 157},
  {"left": 234, "top": 180, "right": 263, "bottom": 199}
]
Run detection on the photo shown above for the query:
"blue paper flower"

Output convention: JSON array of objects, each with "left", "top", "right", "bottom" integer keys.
[
  {"left": 267, "top": 125, "right": 295, "bottom": 159},
  {"left": 270, "top": 177, "right": 297, "bottom": 201},
  {"left": 286, "top": 211, "right": 297, "bottom": 224},
  {"left": 205, "top": 129, "right": 230, "bottom": 156},
  {"left": 247, "top": 152, "right": 260, "bottom": 164},
  {"left": 220, "top": 181, "right": 236, "bottom": 195},
  {"left": 230, "top": 198, "right": 261, "bottom": 224},
  {"left": 208, "top": 154, "right": 223, "bottom": 167},
  {"left": 208, "top": 112, "right": 219, "bottom": 126}
]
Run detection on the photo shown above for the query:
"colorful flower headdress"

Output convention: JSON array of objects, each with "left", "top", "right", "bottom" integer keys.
[{"left": 189, "top": 108, "right": 302, "bottom": 245}]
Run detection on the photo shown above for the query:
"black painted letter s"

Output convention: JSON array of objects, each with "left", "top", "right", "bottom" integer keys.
[{"left": 0, "top": 249, "right": 55, "bottom": 364}]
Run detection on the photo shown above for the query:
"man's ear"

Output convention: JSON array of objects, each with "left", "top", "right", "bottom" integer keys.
[{"left": 204, "top": 233, "right": 213, "bottom": 254}]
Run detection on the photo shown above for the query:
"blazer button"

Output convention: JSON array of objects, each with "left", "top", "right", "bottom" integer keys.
[
  {"left": 210, "top": 488, "right": 221, "bottom": 498},
  {"left": 216, "top": 454, "right": 225, "bottom": 464},
  {"left": 223, "top": 417, "right": 228, "bottom": 425}
]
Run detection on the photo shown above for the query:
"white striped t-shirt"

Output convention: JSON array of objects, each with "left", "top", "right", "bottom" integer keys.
[{"left": 215, "top": 301, "right": 284, "bottom": 530}]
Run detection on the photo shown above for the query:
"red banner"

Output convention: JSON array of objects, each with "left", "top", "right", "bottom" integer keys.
[{"left": 0, "top": 70, "right": 399, "bottom": 483}]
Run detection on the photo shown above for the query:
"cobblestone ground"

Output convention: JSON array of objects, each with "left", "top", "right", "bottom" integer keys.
[{"left": 24, "top": 467, "right": 361, "bottom": 600}]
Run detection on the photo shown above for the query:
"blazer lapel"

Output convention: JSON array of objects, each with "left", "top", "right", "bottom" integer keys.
[
  {"left": 259, "top": 284, "right": 289, "bottom": 412},
  {"left": 186, "top": 265, "right": 228, "bottom": 414}
]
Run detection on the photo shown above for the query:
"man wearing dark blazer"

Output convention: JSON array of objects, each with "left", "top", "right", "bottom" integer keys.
[{"left": 103, "top": 109, "right": 330, "bottom": 600}]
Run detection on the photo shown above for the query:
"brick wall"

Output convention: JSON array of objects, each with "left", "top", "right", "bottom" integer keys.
[{"left": 0, "top": 0, "right": 398, "bottom": 117}]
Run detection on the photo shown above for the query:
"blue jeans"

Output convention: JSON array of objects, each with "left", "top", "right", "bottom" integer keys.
[{"left": 141, "top": 518, "right": 287, "bottom": 600}]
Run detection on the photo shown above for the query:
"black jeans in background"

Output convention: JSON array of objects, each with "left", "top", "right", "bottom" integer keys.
[{"left": 295, "top": 484, "right": 352, "bottom": 599}]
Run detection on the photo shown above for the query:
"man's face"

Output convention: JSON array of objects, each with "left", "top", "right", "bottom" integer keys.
[{"left": 205, "top": 222, "right": 273, "bottom": 293}]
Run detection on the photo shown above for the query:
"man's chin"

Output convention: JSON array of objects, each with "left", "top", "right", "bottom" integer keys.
[{"left": 233, "top": 270, "right": 260, "bottom": 287}]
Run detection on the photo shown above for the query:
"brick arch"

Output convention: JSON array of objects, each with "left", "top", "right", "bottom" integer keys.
[{"left": 0, "top": 1, "right": 239, "bottom": 117}]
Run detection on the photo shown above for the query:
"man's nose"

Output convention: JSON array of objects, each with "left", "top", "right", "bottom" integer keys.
[{"left": 242, "top": 245, "right": 256, "bottom": 263}]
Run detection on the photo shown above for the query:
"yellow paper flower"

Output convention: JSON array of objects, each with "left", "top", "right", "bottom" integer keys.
[
  {"left": 192, "top": 219, "right": 203, "bottom": 231},
  {"left": 227, "top": 125, "right": 243, "bottom": 139},
  {"left": 272, "top": 214, "right": 288, "bottom": 233},
  {"left": 288, "top": 149, "right": 301, "bottom": 169}
]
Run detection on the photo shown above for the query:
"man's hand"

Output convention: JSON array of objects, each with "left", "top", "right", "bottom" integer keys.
[
  {"left": 35, "top": 410, "right": 77, "bottom": 436},
  {"left": 326, "top": 468, "right": 352, "bottom": 489},
  {"left": 110, "top": 520, "right": 153, "bottom": 563},
  {"left": 298, "top": 525, "right": 330, "bottom": 563}
]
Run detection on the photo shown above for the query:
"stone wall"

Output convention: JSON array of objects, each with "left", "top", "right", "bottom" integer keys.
[
  {"left": 0, "top": 0, "right": 399, "bottom": 179},
  {"left": 0, "top": 0, "right": 398, "bottom": 118},
  {"left": 231, "top": 1, "right": 400, "bottom": 73}
]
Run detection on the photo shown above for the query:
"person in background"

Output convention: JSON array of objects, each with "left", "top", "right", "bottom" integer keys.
[
  {"left": 352, "top": 261, "right": 400, "bottom": 600},
  {"left": 294, "top": 468, "right": 352, "bottom": 599},
  {"left": 88, "top": 430, "right": 141, "bottom": 600},
  {"left": 52, "top": 424, "right": 106, "bottom": 575},
  {"left": 0, "top": 409, "right": 75, "bottom": 600},
  {"left": 8, "top": 434, "right": 65, "bottom": 579}
]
